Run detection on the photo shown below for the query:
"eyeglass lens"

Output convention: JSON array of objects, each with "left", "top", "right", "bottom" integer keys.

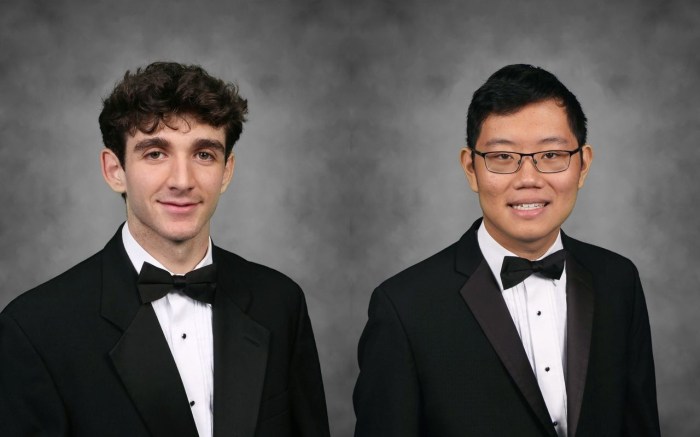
[{"left": 484, "top": 151, "right": 572, "bottom": 174}]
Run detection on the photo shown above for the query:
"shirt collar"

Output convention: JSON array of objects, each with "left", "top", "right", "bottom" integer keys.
[
  {"left": 477, "top": 221, "right": 564, "bottom": 291},
  {"left": 121, "top": 221, "right": 213, "bottom": 275}
]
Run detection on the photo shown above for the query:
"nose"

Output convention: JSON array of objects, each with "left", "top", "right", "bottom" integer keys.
[
  {"left": 519, "top": 154, "right": 540, "bottom": 171},
  {"left": 514, "top": 155, "right": 543, "bottom": 187},
  {"left": 168, "top": 155, "right": 195, "bottom": 191}
]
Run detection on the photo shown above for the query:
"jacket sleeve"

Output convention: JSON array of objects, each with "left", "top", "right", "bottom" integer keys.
[
  {"left": 623, "top": 270, "right": 661, "bottom": 437},
  {"left": 353, "top": 287, "right": 421, "bottom": 437},
  {"left": 288, "top": 290, "right": 331, "bottom": 437},
  {"left": 0, "top": 312, "right": 68, "bottom": 437}
]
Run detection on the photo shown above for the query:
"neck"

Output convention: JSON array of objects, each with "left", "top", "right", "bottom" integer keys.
[
  {"left": 510, "top": 245, "right": 551, "bottom": 260},
  {"left": 483, "top": 220, "right": 559, "bottom": 260},
  {"left": 128, "top": 223, "right": 209, "bottom": 274}
]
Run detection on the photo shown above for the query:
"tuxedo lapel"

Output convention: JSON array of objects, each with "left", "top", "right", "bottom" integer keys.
[
  {"left": 212, "top": 248, "right": 271, "bottom": 437},
  {"left": 109, "top": 305, "right": 199, "bottom": 437},
  {"left": 563, "top": 250, "right": 595, "bottom": 437},
  {"left": 459, "top": 261, "right": 555, "bottom": 435},
  {"left": 100, "top": 230, "right": 199, "bottom": 437},
  {"left": 456, "top": 220, "right": 556, "bottom": 436}
]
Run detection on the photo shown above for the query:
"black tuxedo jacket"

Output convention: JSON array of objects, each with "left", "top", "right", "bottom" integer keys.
[
  {"left": 0, "top": 229, "right": 330, "bottom": 437},
  {"left": 354, "top": 219, "right": 659, "bottom": 437}
]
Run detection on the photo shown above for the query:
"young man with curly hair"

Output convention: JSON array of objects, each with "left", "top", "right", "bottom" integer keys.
[{"left": 0, "top": 62, "right": 330, "bottom": 437}]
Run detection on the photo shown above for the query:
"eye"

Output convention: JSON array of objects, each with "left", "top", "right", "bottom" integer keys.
[
  {"left": 491, "top": 152, "right": 516, "bottom": 161},
  {"left": 146, "top": 151, "right": 164, "bottom": 159},
  {"left": 196, "top": 151, "right": 215, "bottom": 161},
  {"left": 541, "top": 151, "right": 564, "bottom": 160}
]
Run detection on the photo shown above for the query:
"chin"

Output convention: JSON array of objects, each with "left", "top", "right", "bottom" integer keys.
[
  {"left": 159, "top": 224, "right": 203, "bottom": 243},
  {"left": 513, "top": 227, "right": 559, "bottom": 244}
]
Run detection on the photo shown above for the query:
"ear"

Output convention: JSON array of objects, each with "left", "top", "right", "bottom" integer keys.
[
  {"left": 577, "top": 144, "right": 594, "bottom": 189},
  {"left": 220, "top": 152, "right": 235, "bottom": 193},
  {"left": 101, "top": 148, "right": 127, "bottom": 194},
  {"left": 460, "top": 147, "right": 480, "bottom": 193}
]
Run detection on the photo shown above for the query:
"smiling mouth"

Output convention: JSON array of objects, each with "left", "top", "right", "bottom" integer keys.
[
  {"left": 158, "top": 201, "right": 200, "bottom": 211},
  {"left": 510, "top": 202, "right": 547, "bottom": 210},
  {"left": 162, "top": 202, "right": 196, "bottom": 207}
]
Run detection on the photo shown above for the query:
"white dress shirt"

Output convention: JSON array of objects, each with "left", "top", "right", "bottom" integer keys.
[
  {"left": 122, "top": 223, "right": 214, "bottom": 437},
  {"left": 478, "top": 224, "right": 568, "bottom": 437}
]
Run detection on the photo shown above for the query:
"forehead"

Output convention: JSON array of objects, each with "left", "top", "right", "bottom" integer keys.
[
  {"left": 478, "top": 100, "right": 575, "bottom": 147},
  {"left": 126, "top": 115, "right": 225, "bottom": 146}
]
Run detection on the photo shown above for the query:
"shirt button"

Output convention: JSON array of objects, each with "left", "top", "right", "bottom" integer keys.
[
  {"left": 182, "top": 333, "right": 187, "bottom": 339},
  {"left": 190, "top": 400, "right": 195, "bottom": 407},
  {"left": 537, "top": 310, "right": 542, "bottom": 316},
  {"left": 553, "top": 421, "right": 559, "bottom": 426},
  {"left": 545, "top": 367, "right": 550, "bottom": 372}
]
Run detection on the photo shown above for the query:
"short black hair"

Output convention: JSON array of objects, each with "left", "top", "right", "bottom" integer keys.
[
  {"left": 99, "top": 62, "right": 248, "bottom": 167},
  {"left": 466, "top": 64, "right": 587, "bottom": 148}
]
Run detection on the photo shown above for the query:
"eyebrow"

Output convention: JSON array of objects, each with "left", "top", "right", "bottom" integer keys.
[
  {"left": 133, "top": 137, "right": 168, "bottom": 152},
  {"left": 482, "top": 136, "right": 570, "bottom": 148},
  {"left": 482, "top": 138, "right": 516, "bottom": 148},
  {"left": 537, "top": 136, "right": 569, "bottom": 147},
  {"left": 192, "top": 138, "right": 226, "bottom": 153},
  {"left": 132, "top": 137, "right": 226, "bottom": 153}
]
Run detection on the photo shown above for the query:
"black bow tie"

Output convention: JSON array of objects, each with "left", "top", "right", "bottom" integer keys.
[
  {"left": 500, "top": 249, "right": 566, "bottom": 290},
  {"left": 137, "top": 262, "right": 217, "bottom": 305}
]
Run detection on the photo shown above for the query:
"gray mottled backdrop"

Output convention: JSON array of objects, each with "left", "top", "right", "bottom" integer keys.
[{"left": 1, "top": 0, "right": 698, "bottom": 435}]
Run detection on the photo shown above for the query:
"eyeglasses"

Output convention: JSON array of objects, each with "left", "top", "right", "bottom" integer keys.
[{"left": 470, "top": 145, "right": 583, "bottom": 174}]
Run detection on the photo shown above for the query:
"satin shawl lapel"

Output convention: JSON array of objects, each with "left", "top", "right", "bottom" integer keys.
[
  {"left": 212, "top": 247, "right": 270, "bottom": 437},
  {"left": 100, "top": 229, "right": 199, "bottom": 437},
  {"left": 456, "top": 220, "right": 556, "bottom": 436},
  {"left": 563, "top": 250, "right": 595, "bottom": 437}
]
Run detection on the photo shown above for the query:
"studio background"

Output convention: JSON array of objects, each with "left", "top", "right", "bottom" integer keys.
[{"left": 1, "top": 0, "right": 698, "bottom": 435}]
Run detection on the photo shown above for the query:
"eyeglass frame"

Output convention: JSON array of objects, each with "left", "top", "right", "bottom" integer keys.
[{"left": 469, "top": 145, "right": 584, "bottom": 174}]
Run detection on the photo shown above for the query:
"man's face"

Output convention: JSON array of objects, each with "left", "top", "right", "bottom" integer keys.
[
  {"left": 102, "top": 116, "right": 234, "bottom": 250},
  {"left": 461, "top": 99, "right": 593, "bottom": 258}
]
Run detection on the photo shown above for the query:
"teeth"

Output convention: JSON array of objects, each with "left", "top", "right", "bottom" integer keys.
[{"left": 512, "top": 203, "right": 544, "bottom": 210}]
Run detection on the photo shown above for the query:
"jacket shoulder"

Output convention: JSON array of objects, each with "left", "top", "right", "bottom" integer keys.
[
  {"left": 213, "top": 246, "right": 304, "bottom": 301},
  {"left": 563, "top": 234, "right": 639, "bottom": 276},
  {"left": 375, "top": 241, "right": 465, "bottom": 302},
  {"left": 2, "top": 252, "right": 102, "bottom": 320}
]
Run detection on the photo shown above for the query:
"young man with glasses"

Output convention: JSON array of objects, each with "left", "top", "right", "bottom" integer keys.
[{"left": 354, "top": 64, "right": 660, "bottom": 437}]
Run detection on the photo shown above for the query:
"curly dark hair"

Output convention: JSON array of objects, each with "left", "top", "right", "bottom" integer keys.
[
  {"left": 467, "top": 64, "right": 587, "bottom": 149},
  {"left": 99, "top": 62, "right": 248, "bottom": 166}
]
